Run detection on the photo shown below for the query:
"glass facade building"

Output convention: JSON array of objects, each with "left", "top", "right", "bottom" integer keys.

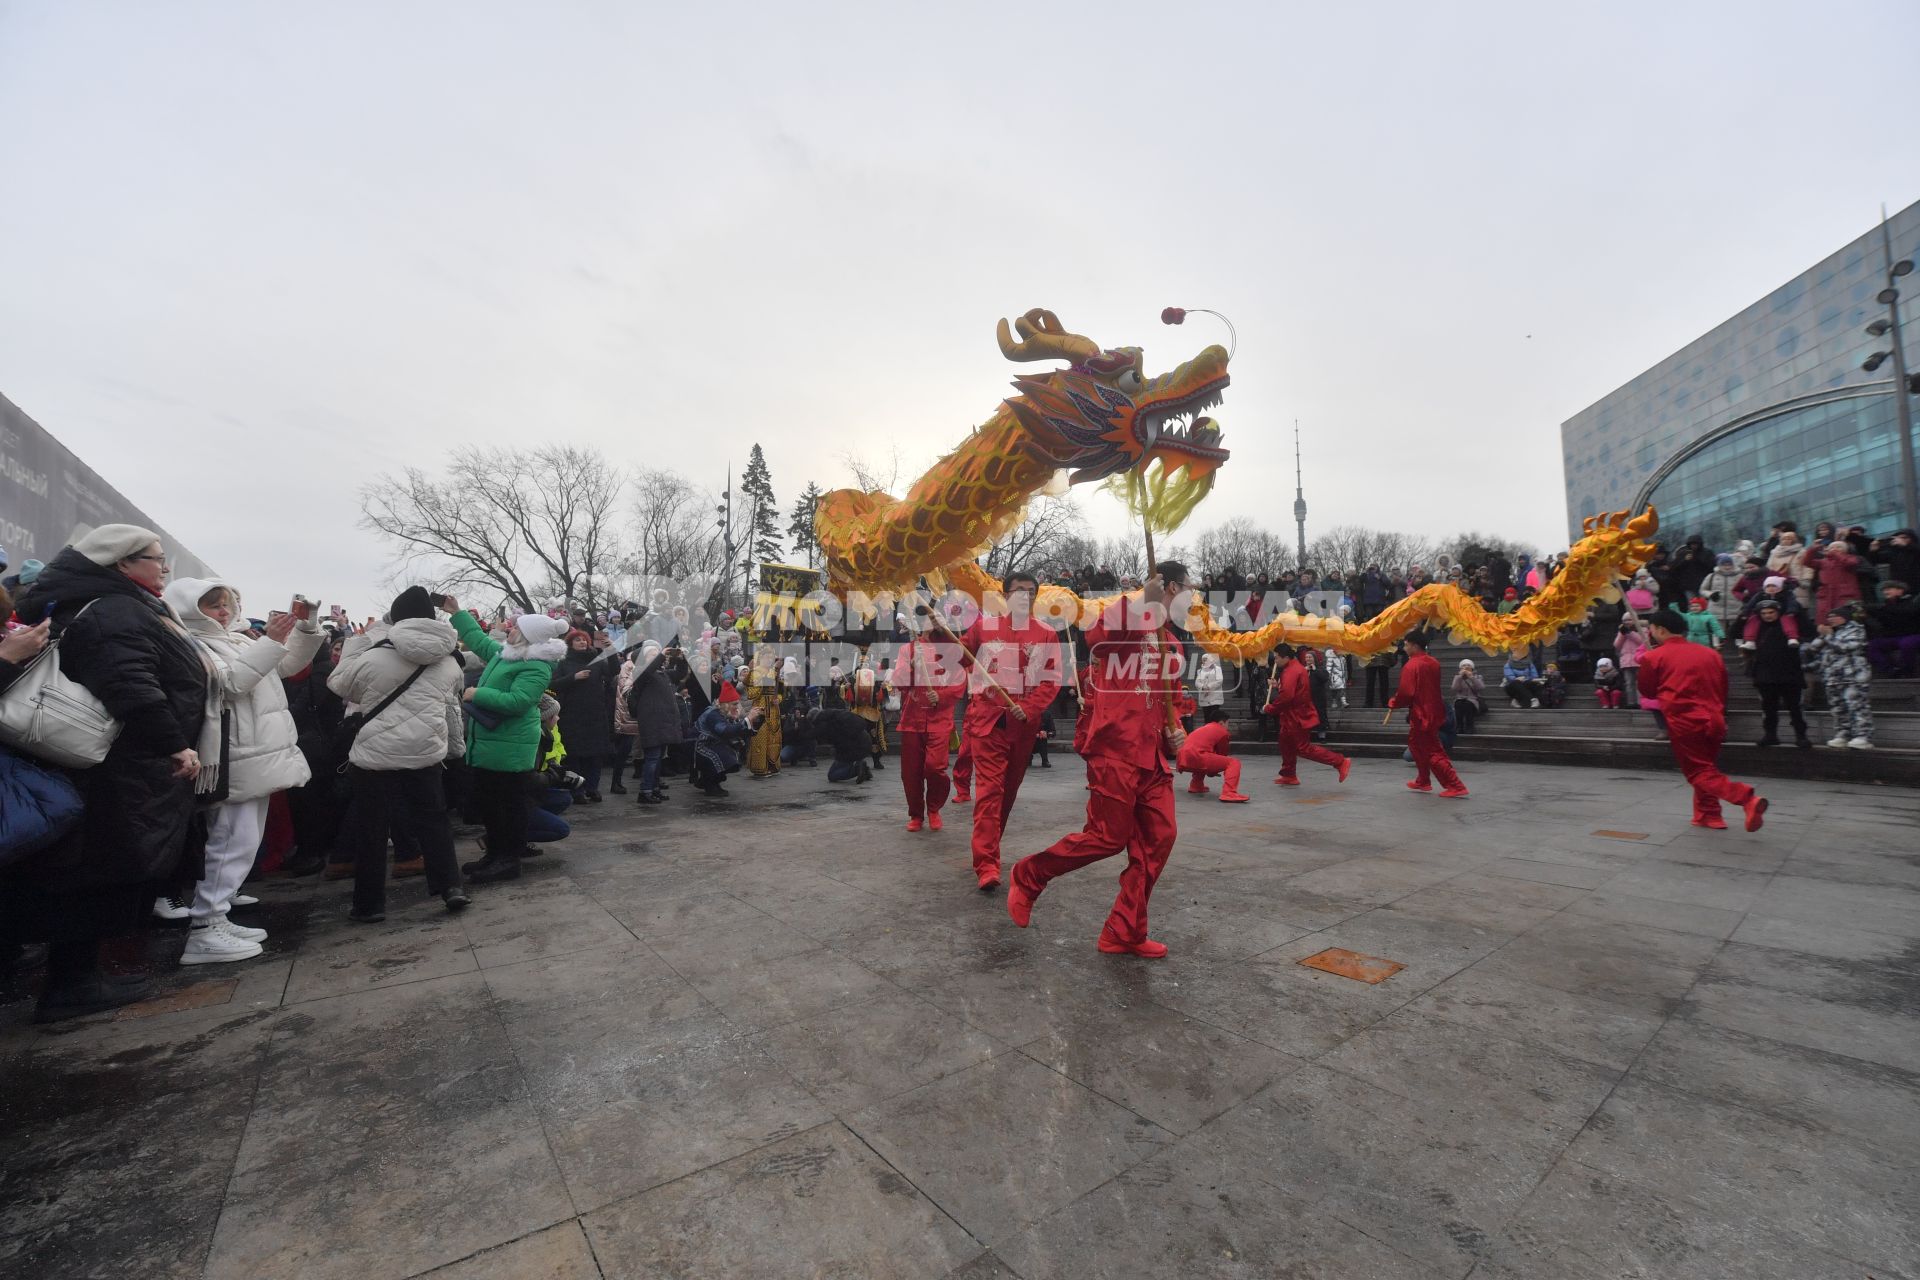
[{"left": 1561, "top": 201, "right": 1920, "bottom": 546}]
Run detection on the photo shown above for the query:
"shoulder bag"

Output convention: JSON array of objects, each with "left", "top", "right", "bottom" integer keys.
[{"left": 0, "top": 601, "right": 122, "bottom": 768}]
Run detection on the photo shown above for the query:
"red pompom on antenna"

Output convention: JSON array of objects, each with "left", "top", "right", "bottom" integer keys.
[{"left": 1161, "top": 307, "right": 1186, "bottom": 325}]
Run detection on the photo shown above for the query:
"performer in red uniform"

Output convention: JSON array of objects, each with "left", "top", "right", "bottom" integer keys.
[
  {"left": 1387, "top": 629, "right": 1467, "bottom": 797},
  {"left": 960, "top": 570, "right": 1062, "bottom": 891},
  {"left": 1264, "top": 645, "right": 1350, "bottom": 786},
  {"left": 1176, "top": 705, "right": 1248, "bottom": 801},
  {"left": 1008, "top": 565, "right": 1187, "bottom": 958},
  {"left": 891, "top": 633, "right": 965, "bottom": 832},
  {"left": 1639, "top": 609, "right": 1768, "bottom": 831}
]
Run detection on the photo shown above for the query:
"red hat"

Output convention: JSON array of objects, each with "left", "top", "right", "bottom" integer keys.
[
  {"left": 566, "top": 628, "right": 591, "bottom": 645},
  {"left": 715, "top": 681, "right": 740, "bottom": 704},
  {"left": 1502, "top": 587, "right": 1518, "bottom": 599},
  {"left": 1690, "top": 596, "right": 1707, "bottom": 608}
]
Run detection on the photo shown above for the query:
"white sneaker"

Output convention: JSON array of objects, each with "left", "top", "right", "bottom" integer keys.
[
  {"left": 181, "top": 918, "right": 263, "bottom": 965},
  {"left": 1530, "top": 699, "right": 1542, "bottom": 708},
  {"left": 217, "top": 915, "right": 267, "bottom": 943},
  {"left": 1510, "top": 699, "right": 1522, "bottom": 708},
  {"left": 231, "top": 892, "right": 260, "bottom": 907},
  {"left": 1849, "top": 738, "right": 1873, "bottom": 750},
  {"left": 152, "top": 894, "right": 190, "bottom": 921},
  {"left": 1827, "top": 736, "right": 1848, "bottom": 748}
]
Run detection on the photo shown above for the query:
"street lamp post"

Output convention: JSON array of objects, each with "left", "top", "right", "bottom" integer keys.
[{"left": 1860, "top": 209, "right": 1918, "bottom": 530}]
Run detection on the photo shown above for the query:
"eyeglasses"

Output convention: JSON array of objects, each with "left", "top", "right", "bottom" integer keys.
[{"left": 128, "top": 555, "right": 171, "bottom": 572}]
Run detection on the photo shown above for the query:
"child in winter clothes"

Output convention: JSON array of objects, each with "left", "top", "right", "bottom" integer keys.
[
  {"left": 1614, "top": 615, "right": 1648, "bottom": 707},
  {"left": 1541, "top": 664, "right": 1567, "bottom": 708},
  {"left": 1593, "top": 656, "right": 1624, "bottom": 708},
  {"left": 1685, "top": 596, "right": 1726, "bottom": 648},
  {"left": 1804, "top": 602, "right": 1874, "bottom": 748}
]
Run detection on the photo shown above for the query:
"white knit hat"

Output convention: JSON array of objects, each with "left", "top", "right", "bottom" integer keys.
[
  {"left": 515, "top": 613, "right": 568, "bottom": 644},
  {"left": 72, "top": 523, "right": 162, "bottom": 567}
]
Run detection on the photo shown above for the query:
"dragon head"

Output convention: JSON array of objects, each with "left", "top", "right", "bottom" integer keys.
[{"left": 997, "top": 309, "right": 1230, "bottom": 486}]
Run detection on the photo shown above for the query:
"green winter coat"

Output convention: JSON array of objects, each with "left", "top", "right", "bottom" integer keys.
[
  {"left": 1685, "top": 609, "right": 1725, "bottom": 646},
  {"left": 452, "top": 611, "right": 554, "bottom": 772}
]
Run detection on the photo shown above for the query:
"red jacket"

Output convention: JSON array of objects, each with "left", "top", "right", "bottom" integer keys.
[
  {"left": 1387, "top": 650, "right": 1446, "bottom": 732},
  {"left": 960, "top": 613, "right": 1062, "bottom": 738},
  {"left": 1079, "top": 596, "right": 1182, "bottom": 770},
  {"left": 1176, "top": 720, "right": 1231, "bottom": 770},
  {"left": 889, "top": 639, "right": 965, "bottom": 734},
  {"left": 1637, "top": 636, "right": 1729, "bottom": 730},
  {"left": 1263, "top": 661, "right": 1319, "bottom": 733}
]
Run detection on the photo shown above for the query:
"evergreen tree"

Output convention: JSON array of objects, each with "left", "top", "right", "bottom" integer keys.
[
  {"left": 740, "top": 444, "right": 784, "bottom": 574},
  {"left": 788, "top": 482, "right": 823, "bottom": 568}
]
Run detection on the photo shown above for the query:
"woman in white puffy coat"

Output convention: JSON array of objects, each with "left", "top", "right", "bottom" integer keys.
[
  {"left": 326, "top": 586, "right": 469, "bottom": 920},
  {"left": 160, "top": 577, "right": 324, "bottom": 962}
]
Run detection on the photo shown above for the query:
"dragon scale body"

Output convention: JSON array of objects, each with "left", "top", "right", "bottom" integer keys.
[{"left": 814, "top": 309, "right": 1660, "bottom": 660}]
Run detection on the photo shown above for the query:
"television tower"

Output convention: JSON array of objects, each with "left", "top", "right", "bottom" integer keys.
[{"left": 1292, "top": 421, "right": 1308, "bottom": 570}]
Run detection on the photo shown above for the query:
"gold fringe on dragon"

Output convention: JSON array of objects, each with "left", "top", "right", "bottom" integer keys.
[{"left": 813, "top": 308, "right": 1661, "bottom": 660}]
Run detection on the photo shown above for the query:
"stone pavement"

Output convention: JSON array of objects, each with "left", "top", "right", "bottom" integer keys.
[{"left": 2, "top": 760, "right": 1916, "bottom": 1279}]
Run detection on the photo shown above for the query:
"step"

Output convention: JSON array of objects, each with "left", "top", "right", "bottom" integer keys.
[{"left": 1230, "top": 733, "right": 1920, "bottom": 787}]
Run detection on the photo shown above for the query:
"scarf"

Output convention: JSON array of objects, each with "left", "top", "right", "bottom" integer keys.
[{"left": 156, "top": 609, "right": 230, "bottom": 797}]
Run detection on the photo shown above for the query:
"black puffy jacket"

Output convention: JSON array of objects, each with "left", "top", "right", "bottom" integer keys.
[{"left": 12, "top": 548, "right": 210, "bottom": 891}]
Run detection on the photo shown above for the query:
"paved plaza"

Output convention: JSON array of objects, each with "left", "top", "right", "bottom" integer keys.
[{"left": 1, "top": 759, "right": 1916, "bottom": 1279}]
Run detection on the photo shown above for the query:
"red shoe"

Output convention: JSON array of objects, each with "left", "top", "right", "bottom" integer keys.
[
  {"left": 1275, "top": 776, "right": 1301, "bottom": 787},
  {"left": 905, "top": 817, "right": 923, "bottom": 832},
  {"left": 1692, "top": 815, "right": 1728, "bottom": 830},
  {"left": 928, "top": 811, "right": 943, "bottom": 831},
  {"left": 1438, "top": 786, "right": 1469, "bottom": 799},
  {"left": 953, "top": 787, "right": 971, "bottom": 803},
  {"left": 1097, "top": 930, "right": 1168, "bottom": 959},
  {"left": 977, "top": 874, "right": 1001, "bottom": 894},
  {"left": 1406, "top": 780, "right": 1433, "bottom": 792},
  {"left": 1006, "top": 875, "right": 1035, "bottom": 927},
  {"left": 1218, "top": 790, "right": 1250, "bottom": 803},
  {"left": 1743, "top": 795, "right": 1768, "bottom": 833},
  {"left": 1337, "top": 757, "right": 1352, "bottom": 784}
]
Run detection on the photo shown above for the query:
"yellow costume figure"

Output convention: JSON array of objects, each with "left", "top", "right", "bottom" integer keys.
[
  {"left": 850, "top": 653, "right": 887, "bottom": 761},
  {"left": 745, "top": 652, "right": 783, "bottom": 777}
]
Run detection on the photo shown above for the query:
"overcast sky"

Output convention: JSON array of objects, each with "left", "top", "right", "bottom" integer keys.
[{"left": 3, "top": 1, "right": 1916, "bottom": 608}]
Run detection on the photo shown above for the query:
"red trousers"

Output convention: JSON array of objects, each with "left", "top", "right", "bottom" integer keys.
[
  {"left": 1407, "top": 726, "right": 1463, "bottom": 790},
  {"left": 1595, "top": 688, "right": 1624, "bottom": 708},
  {"left": 1180, "top": 751, "right": 1241, "bottom": 793},
  {"left": 1278, "top": 726, "right": 1346, "bottom": 780},
  {"left": 1665, "top": 713, "right": 1754, "bottom": 823},
  {"left": 954, "top": 732, "right": 972, "bottom": 790},
  {"left": 969, "top": 719, "right": 1035, "bottom": 880},
  {"left": 898, "top": 729, "right": 951, "bottom": 820},
  {"left": 1014, "top": 757, "right": 1176, "bottom": 945}
]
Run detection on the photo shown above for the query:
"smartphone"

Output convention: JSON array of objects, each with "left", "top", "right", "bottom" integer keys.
[{"left": 290, "top": 595, "right": 314, "bottom": 621}]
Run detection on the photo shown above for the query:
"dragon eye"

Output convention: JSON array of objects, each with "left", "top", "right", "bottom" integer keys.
[{"left": 1117, "top": 369, "right": 1143, "bottom": 392}]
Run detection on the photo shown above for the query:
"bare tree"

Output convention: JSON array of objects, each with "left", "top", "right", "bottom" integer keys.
[
  {"left": 361, "top": 446, "right": 627, "bottom": 614},
  {"left": 980, "top": 495, "right": 1087, "bottom": 581},
  {"left": 629, "top": 468, "right": 726, "bottom": 580},
  {"left": 1307, "top": 524, "right": 1438, "bottom": 575},
  {"left": 1436, "top": 529, "right": 1542, "bottom": 572},
  {"left": 1194, "top": 517, "right": 1291, "bottom": 578},
  {"left": 840, "top": 446, "right": 904, "bottom": 494}
]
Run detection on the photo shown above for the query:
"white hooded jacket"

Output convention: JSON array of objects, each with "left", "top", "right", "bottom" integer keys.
[
  {"left": 163, "top": 577, "right": 325, "bottom": 804},
  {"left": 328, "top": 617, "right": 466, "bottom": 770}
]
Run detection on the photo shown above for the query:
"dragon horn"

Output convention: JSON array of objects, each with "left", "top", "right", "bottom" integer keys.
[
  {"left": 997, "top": 309, "right": 1103, "bottom": 364},
  {"left": 1624, "top": 506, "right": 1659, "bottom": 539}
]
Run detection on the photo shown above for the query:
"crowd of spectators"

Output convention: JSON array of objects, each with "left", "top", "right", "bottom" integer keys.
[{"left": 1, "top": 515, "right": 1915, "bottom": 1024}]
